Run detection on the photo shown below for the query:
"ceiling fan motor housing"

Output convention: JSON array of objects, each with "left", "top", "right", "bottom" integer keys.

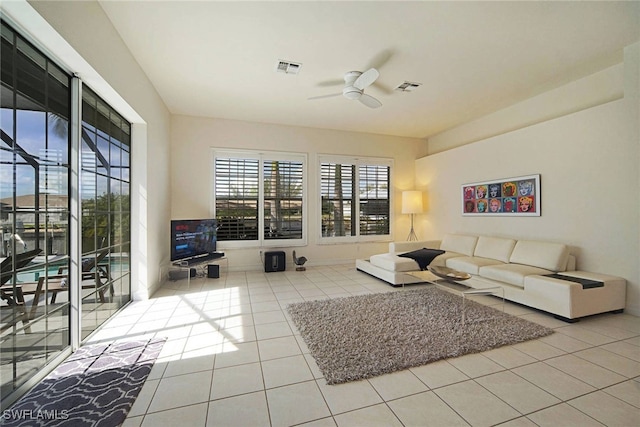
[{"left": 343, "top": 71, "right": 363, "bottom": 99}]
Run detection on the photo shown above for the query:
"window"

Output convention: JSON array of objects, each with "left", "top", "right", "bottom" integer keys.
[
  {"left": 319, "top": 155, "right": 391, "bottom": 242},
  {"left": 213, "top": 150, "right": 305, "bottom": 247}
]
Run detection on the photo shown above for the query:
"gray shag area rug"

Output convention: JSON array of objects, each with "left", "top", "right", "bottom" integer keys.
[{"left": 287, "top": 287, "right": 553, "bottom": 384}]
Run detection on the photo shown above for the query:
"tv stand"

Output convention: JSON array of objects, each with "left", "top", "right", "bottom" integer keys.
[{"left": 162, "top": 253, "right": 227, "bottom": 287}]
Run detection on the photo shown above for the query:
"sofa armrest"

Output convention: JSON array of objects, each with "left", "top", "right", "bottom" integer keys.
[{"left": 390, "top": 240, "right": 441, "bottom": 254}]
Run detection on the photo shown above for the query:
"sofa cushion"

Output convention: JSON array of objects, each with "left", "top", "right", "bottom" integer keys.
[
  {"left": 479, "top": 264, "right": 554, "bottom": 288},
  {"left": 369, "top": 253, "right": 418, "bottom": 273},
  {"left": 439, "top": 234, "right": 478, "bottom": 256},
  {"left": 446, "top": 256, "right": 504, "bottom": 275},
  {"left": 509, "top": 240, "right": 570, "bottom": 272},
  {"left": 474, "top": 236, "right": 516, "bottom": 263},
  {"left": 398, "top": 248, "right": 445, "bottom": 270}
]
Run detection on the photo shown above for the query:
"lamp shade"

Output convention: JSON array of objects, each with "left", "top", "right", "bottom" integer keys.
[{"left": 402, "top": 190, "right": 423, "bottom": 214}]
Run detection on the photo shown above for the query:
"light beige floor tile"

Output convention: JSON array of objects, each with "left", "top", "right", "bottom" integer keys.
[
  {"left": 262, "top": 355, "right": 314, "bottom": 388},
  {"left": 602, "top": 340, "right": 640, "bottom": 361},
  {"left": 121, "top": 415, "right": 143, "bottom": 427},
  {"left": 448, "top": 352, "right": 505, "bottom": 378},
  {"left": 163, "top": 353, "right": 215, "bottom": 378},
  {"left": 545, "top": 354, "right": 626, "bottom": 388},
  {"left": 297, "top": 417, "right": 337, "bottom": 427},
  {"left": 497, "top": 416, "right": 539, "bottom": 427},
  {"left": 410, "top": 359, "right": 468, "bottom": 389},
  {"left": 304, "top": 353, "right": 324, "bottom": 379},
  {"left": 316, "top": 378, "right": 383, "bottom": 415},
  {"left": 526, "top": 403, "right": 605, "bottom": 427},
  {"left": 251, "top": 301, "right": 283, "bottom": 313},
  {"left": 294, "top": 334, "right": 310, "bottom": 353},
  {"left": 206, "top": 391, "right": 270, "bottom": 427},
  {"left": 210, "top": 362, "right": 264, "bottom": 400},
  {"left": 568, "top": 390, "right": 640, "bottom": 426},
  {"left": 266, "top": 381, "right": 331, "bottom": 427},
  {"left": 476, "top": 370, "right": 561, "bottom": 414},
  {"left": 148, "top": 370, "right": 213, "bottom": 413},
  {"left": 258, "top": 335, "right": 302, "bottom": 360},
  {"left": 128, "top": 378, "right": 159, "bottom": 417},
  {"left": 555, "top": 325, "right": 618, "bottom": 346},
  {"left": 334, "top": 403, "right": 403, "bottom": 427},
  {"left": 513, "top": 362, "right": 595, "bottom": 400},
  {"left": 603, "top": 379, "right": 640, "bottom": 408},
  {"left": 254, "top": 320, "right": 293, "bottom": 340},
  {"left": 387, "top": 391, "right": 469, "bottom": 427},
  {"left": 519, "top": 313, "right": 570, "bottom": 329},
  {"left": 482, "top": 346, "right": 537, "bottom": 369},
  {"left": 574, "top": 347, "right": 640, "bottom": 378},
  {"left": 539, "top": 331, "right": 593, "bottom": 352},
  {"left": 511, "top": 339, "right": 566, "bottom": 360},
  {"left": 249, "top": 292, "right": 278, "bottom": 303},
  {"left": 141, "top": 402, "right": 208, "bottom": 427},
  {"left": 435, "top": 380, "right": 520, "bottom": 427},
  {"left": 219, "top": 324, "right": 256, "bottom": 343},
  {"left": 214, "top": 341, "right": 259, "bottom": 368},
  {"left": 367, "top": 369, "right": 429, "bottom": 401}
]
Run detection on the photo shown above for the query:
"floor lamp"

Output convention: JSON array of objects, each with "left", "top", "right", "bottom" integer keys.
[{"left": 402, "top": 190, "right": 423, "bottom": 241}]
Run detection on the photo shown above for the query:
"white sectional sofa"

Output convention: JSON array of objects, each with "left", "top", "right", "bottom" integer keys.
[{"left": 355, "top": 233, "right": 626, "bottom": 321}]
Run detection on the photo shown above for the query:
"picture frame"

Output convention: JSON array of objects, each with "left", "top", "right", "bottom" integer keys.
[{"left": 462, "top": 174, "right": 540, "bottom": 216}]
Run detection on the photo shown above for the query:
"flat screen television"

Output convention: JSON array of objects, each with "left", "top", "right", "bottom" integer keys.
[{"left": 170, "top": 219, "right": 217, "bottom": 261}]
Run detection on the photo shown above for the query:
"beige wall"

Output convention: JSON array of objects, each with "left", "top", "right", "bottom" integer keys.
[
  {"left": 171, "top": 115, "right": 427, "bottom": 270},
  {"left": 418, "top": 43, "right": 640, "bottom": 315},
  {"left": 22, "top": 0, "right": 173, "bottom": 299}
]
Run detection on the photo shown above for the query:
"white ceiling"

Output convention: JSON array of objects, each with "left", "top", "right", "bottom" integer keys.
[{"left": 99, "top": 1, "right": 639, "bottom": 139}]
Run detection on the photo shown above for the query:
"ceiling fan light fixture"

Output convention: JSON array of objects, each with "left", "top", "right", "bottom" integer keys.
[{"left": 343, "top": 86, "right": 362, "bottom": 100}]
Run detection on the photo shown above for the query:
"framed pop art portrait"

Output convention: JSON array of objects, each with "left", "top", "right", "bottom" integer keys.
[{"left": 462, "top": 174, "right": 540, "bottom": 216}]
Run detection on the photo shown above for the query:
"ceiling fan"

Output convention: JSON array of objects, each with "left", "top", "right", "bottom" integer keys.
[{"left": 308, "top": 68, "right": 382, "bottom": 109}]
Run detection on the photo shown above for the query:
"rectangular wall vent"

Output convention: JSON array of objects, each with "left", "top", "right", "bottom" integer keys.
[
  {"left": 395, "top": 81, "right": 422, "bottom": 92},
  {"left": 276, "top": 60, "right": 302, "bottom": 75}
]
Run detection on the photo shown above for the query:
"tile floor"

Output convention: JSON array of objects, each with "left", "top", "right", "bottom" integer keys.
[{"left": 86, "top": 264, "right": 640, "bottom": 427}]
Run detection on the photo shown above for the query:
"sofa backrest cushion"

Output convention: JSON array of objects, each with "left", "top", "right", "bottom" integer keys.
[
  {"left": 509, "top": 240, "right": 570, "bottom": 272},
  {"left": 439, "top": 234, "right": 478, "bottom": 256},
  {"left": 473, "top": 236, "right": 517, "bottom": 263}
]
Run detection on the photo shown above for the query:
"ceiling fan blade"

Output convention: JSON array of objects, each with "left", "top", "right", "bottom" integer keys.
[
  {"left": 353, "top": 68, "right": 379, "bottom": 90},
  {"left": 316, "top": 79, "right": 344, "bottom": 88},
  {"left": 366, "top": 49, "right": 394, "bottom": 71},
  {"left": 307, "top": 93, "right": 342, "bottom": 101},
  {"left": 359, "top": 94, "right": 382, "bottom": 109}
]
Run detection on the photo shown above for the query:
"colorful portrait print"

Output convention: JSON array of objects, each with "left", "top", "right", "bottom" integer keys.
[
  {"left": 463, "top": 186, "right": 475, "bottom": 200},
  {"left": 518, "top": 179, "right": 535, "bottom": 196},
  {"left": 503, "top": 197, "right": 517, "bottom": 213},
  {"left": 502, "top": 182, "right": 517, "bottom": 197},
  {"left": 476, "top": 199, "right": 488, "bottom": 213},
  {"left": 489, "top": 198, "right": 502, "bottom": 212},
  {"left": 518, "top": 196, "right": 535, "bottom": 212},
  {"left": 475, "top": 185, "right": 487, "bottom": 199},
  {"left": 488, "top": 184, "right": 501, "bottom": 198},
  {"left": 464, "top": 200, "right": 475, "bottom": 212}
]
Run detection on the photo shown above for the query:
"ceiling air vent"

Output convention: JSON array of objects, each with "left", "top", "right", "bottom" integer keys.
[
  {"left": 395, "top": 81, "right": 422, "bottom": 92},
  {"left": 276, "top": 60, "right": 302, "bottom": 75}
]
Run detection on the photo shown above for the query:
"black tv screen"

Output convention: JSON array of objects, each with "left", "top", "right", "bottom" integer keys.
[{"left": 171, "top": 219, "right": 217, "bottom": 261}]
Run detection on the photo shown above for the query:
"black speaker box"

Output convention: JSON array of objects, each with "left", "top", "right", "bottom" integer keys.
[
  {"left": 264, "top": 251, "right": 286, "bottom": 272},
  {"left": 207, "top": 264, "right": 220, "bottom": 278}
]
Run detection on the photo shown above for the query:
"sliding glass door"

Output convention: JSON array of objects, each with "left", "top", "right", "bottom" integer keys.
[{"left": 0, "top": 20, "right": 131, "bottom": 406}]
